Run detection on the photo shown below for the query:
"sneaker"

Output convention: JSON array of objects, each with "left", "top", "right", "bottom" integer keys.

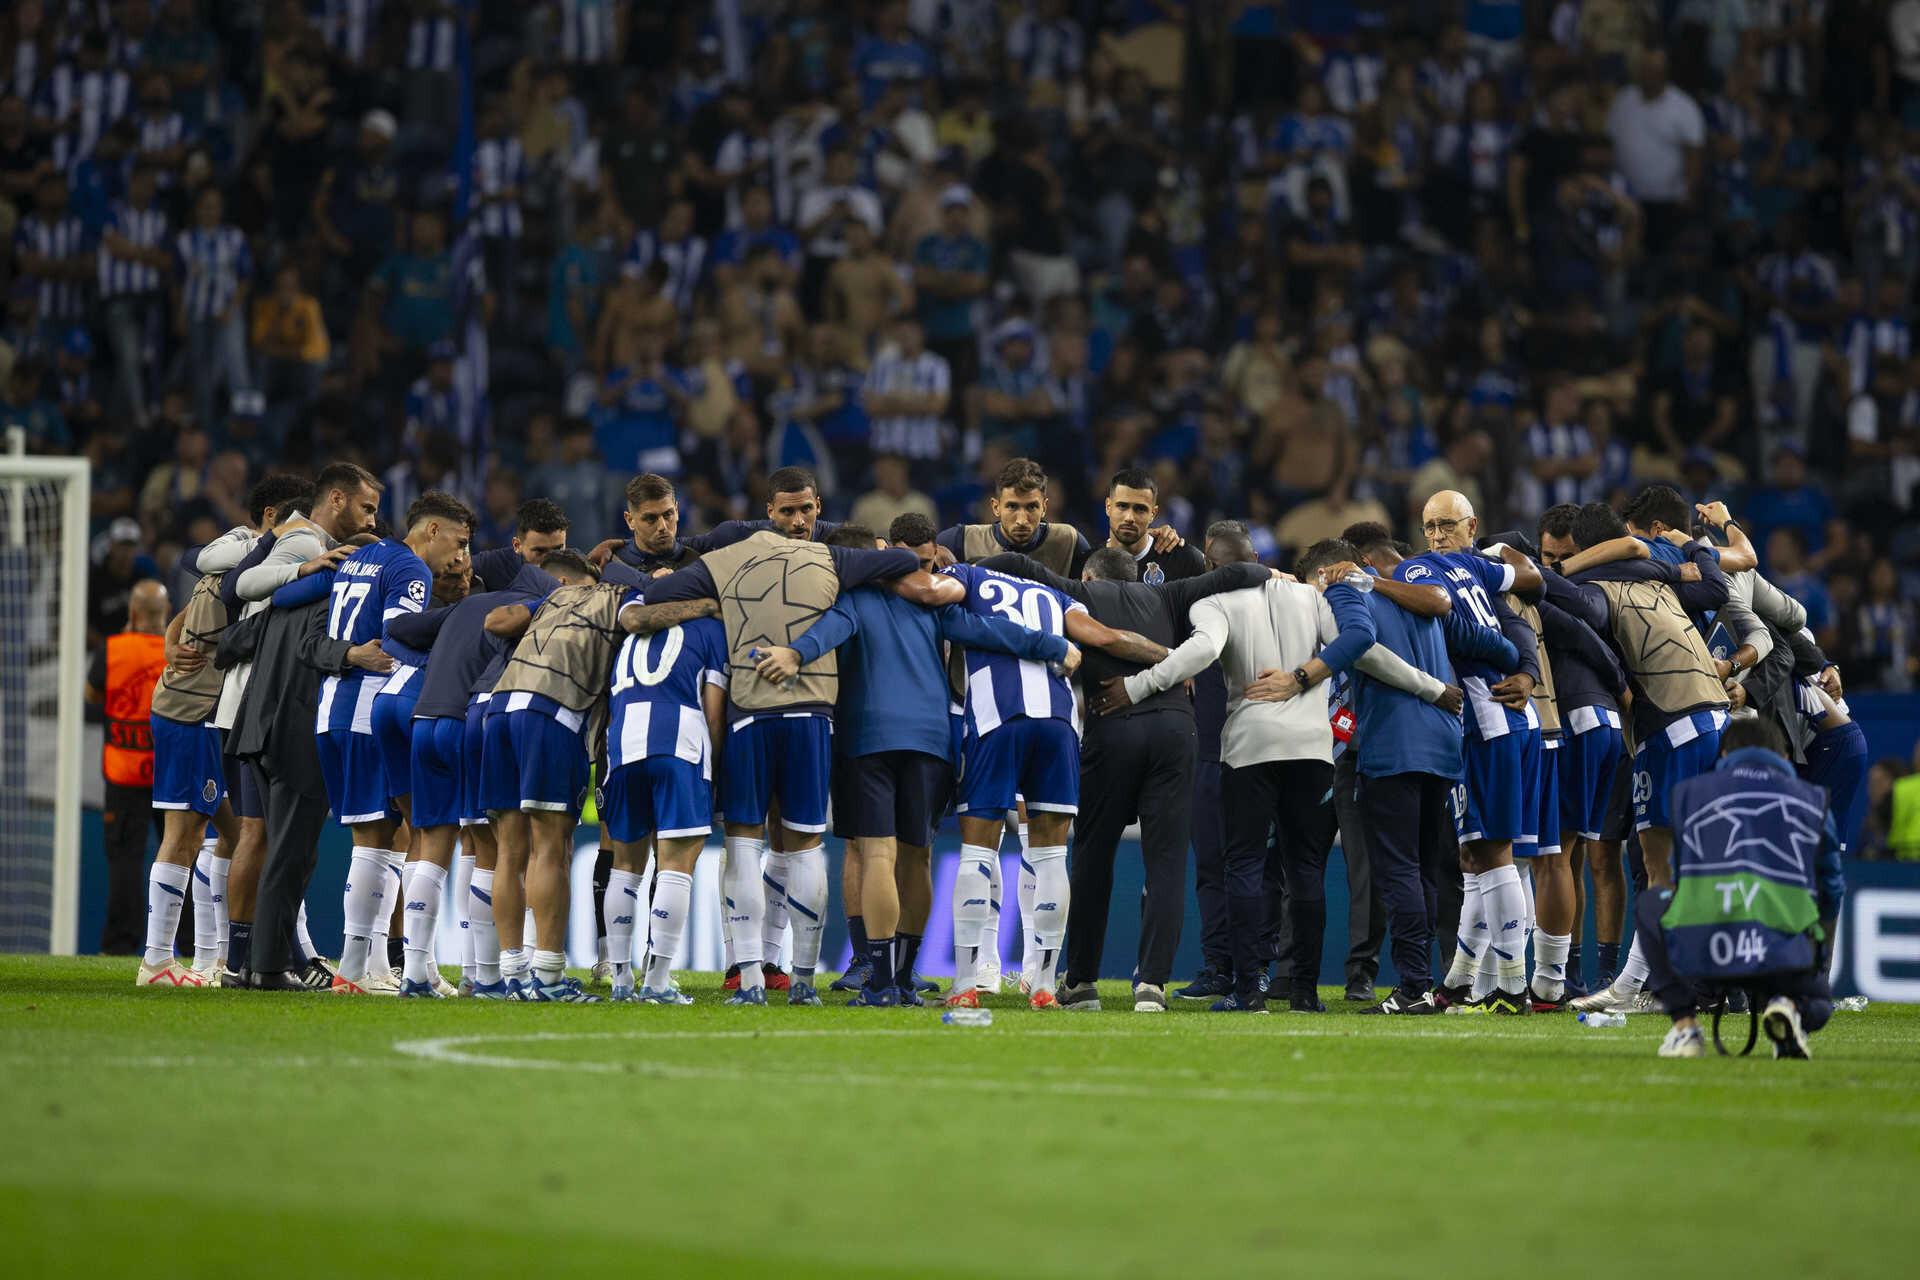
[
  {"left": 589, "top": 958, "right": 614, "bottom": 988},
  {"left": 1029, "top": 989, "right": 1060, "bottom": 1011},
  {"left": 895, "top": 985, "right": 927, "bottom": 1007},
  {"left": 1057, "top": 982, "right": 1101, "bottom": 1012},
  {"left": 457, "top": 976, "right": 475, "bottom": 998},
  {"left": 828, "top": 957, "right": 874, "bottom": 992},
  {"left": 973, "top": 957, "right": 1003, "bottom": 993},
  {"left": 330, "top": 972, "right": 371, "bottom": 995},
  {"left": 723, "top": 986, "right": 768, "bottom": 1007},
  {"left": 609, "top": 984, "right": 639, "bottom": 1003},
  {"left": 762, "top": 964, "right": 791, "bottom": 992},
  {"left": 1361, "top": 988, "right": 1439, "bottom": 1015},
  {"left": 1761, "top": 997, "right": 1811, "bottom": 1059},
  {"left": 722, "top": 964, "right": 742, "bottom": 991},
  {"left": 504, "top": 974, "right": 538, "bottom": 1001},
  {"left": 1133, "top": 983, "right": 1167, "bottom": 1013},
  {"left": 1209, "top": 993, "right": 1269, "bottom": 1013},
  {"left": 1658, "top": 1022, "right": 1708, "bottom": 1058},
  {"left": 216, "top": 964, "right": 250, "bottom": 989},
  {"left": 1569, "top": 983, "right": 1638, "bottom": 1015},
  {"left": 638, "top": 985, "right": 695, "bottom": 1005},
  {"left": 429, "top": 967, "right": 459, "bottom": 998},
  {"left": 1289, "top": 989, "right": 1328, "bottom": 1013},
  {"left": 360, "top": 965, "right": 402, "bottom": 997},
  {"left": 300, "top": 957, "right": 339, "bottom": 989},
  {"left": 942, "top": 987, "right": 981, "bottom": 1010},
  {"left": 1175, "top": 968, "right": 1231, "bottom": 1001},
  {"left": 397, "top": 978, "right": 444, "bottom": 998},
  {"left": 1626, "top": 990, "right": 1665, "bottom": 1016},
  {"left": 135, "top": 959, "right": 208, "bottom": 988},
  {"left": 1474, "top": 988, "right": 1532, "bottom": 1016},
  {"left": 788, "top": 981, "right": 822, "bottom": 1007},
  {"left": 1529, "top": 986, "right": 1569, "bottom": 1013},
  {"left": 470, "top": 978, "right": 511, "bottom": 1000},
  {"left": 913, "top": 974, "right": 940, "bottom": 994},
  {"left": 846, "top": 986, "right": 899, "bottom": 1008},
  {"left": 527, "top": 974, "right": 603, "bottom": 1003},
  {"left": 1433, "top": 981, "right": 1474, "bottom": 1011}
]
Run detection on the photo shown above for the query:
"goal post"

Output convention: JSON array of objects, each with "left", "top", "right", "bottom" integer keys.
[{"left": 0, "top": 440, "right": 90, "bottom": 955}]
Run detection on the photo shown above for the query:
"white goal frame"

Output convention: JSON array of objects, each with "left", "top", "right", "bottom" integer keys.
[{"left": 2, "top": 444, "right": 90, "bottom": 954}]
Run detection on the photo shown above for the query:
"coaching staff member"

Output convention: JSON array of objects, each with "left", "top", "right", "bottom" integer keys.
[{"left": 978, "top": 541, "right": 1273, "bottom": 1012}]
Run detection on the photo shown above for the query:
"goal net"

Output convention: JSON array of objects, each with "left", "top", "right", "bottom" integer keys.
[{"left": 0, "top": 442, "right": 89, "bottom": 953}]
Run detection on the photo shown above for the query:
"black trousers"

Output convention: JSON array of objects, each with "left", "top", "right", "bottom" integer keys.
[
  {"left": 1357, "top": 769, "right": 1458, "bottom": 993},
  {"left": 1635, "top": 889, "right": 1834, "bottom": 1033},
  {"left": 252, "top": 757, "right": 330, "bottom": 974},
  {"left": 1063, "top": 709, "right": 1196, "bottom": 989},
  {"left": 100, "top": 781, "right": 159, "bottom": 955},
  {"left": 1191, "top": 759, "right": 1231, "bottom": 975},
  {"left": 1223, "top": 758, "right": 1336, "bottom": 1002},
  {"left": 1332, "top": 750, "right": 1386, "bottom": 988}
]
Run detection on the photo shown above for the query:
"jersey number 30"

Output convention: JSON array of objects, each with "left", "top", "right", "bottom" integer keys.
[{"left": 978, "top": 578, "right": 1065, "bottom": 634}]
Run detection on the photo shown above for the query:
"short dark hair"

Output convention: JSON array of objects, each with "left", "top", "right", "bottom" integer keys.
[
  {"left": 1572, "top": 501, "right": 1628, "bottom": 550},
  {"left": 1205, "top": 519, "right": 1249, "bottom": 543},
  {"left": 625, "top": 473, "right": 675, "bottom": 508},
  {"left": 889, "top": 513, "right": 936, "bottom": 548},
  {"left": 313, "top": 461, "right": 380, "bottom": 508},
  {"left": 994, "top": 458, "right": 1048, "bottom": 497},
  {"left": 540, "top": 548, "right": 597, "bottom": 582},
  {"left": 1539, "top": 503, "right": 1582, "bottom": 543},
  {"left": 405, "top": 490, "right": 477, "bottom": 532},
  {"left": 767, "top": 466, "right": 819, "bottom": 500},
  {"left": 1295, "top": 537, "right": 1360, "bottom": 579},
  {"left": 1341, "top": 521, "right": 1396, "bottom": 558},
  {"left": 826, "top": 524, "right": 878, "bottom": 549},
  {"left": 1108, "top": 467, "right": 1156, "bottom": 500},
  {"left": 1719, "top": 716, "right": 1788, "bottom": 759},
  {"left": 248, "top": 472, "right": 312, "bottom": 525},
  {"left": 1084, "top": 547, "right": 1140, "bottom": 581},
  {"left": 515, "top": 498, "right": 569, "bottom": 535},
  {"left": 1206, "top": 529, "right": 1259, "bottom": 566},
  {"left": 1627, "top": 484, "right": 1691, "bottom": 534}
]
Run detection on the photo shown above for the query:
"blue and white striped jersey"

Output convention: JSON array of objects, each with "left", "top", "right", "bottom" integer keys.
[
  {"left": 865, "top": 348, "right": 949, "bottom": 461},
  {"left": 557, "top": 0, "right": 618, "bottom": 63},
  {"left": 38, "top": 63, "right": 131, "bottom": 169},
  {"left": 316, "top": 539, "right": 431, "bottom": 735},
  {"left": 626, "top": 231, "right": 706, "bottom": 314},
  {"left": 470, "top": 136, "right": 525, "bottom": 239},
  {"left": 606, "top": 617, "right": 729, "bottom": 776},
  {"left": 97, "top": 201, "right": 167, "bottom": 296},
  {"left": 174, "top": 224, "right": 251, "bottom": 322},
  {"left": 135, "top": 108, "right": 186, "bottom": 183},
  {"left": 16, "top": 214, "right": 91, "bottom": 322},
  {"left": 407, "top": 12, "right": 459, "bottom": 70},
  {"left": 941, "top": 563, "right": 1084, "bottom": 741},
  {"left": 1396, "top": 550, "right": 1532, "bottom": 741},
  {"left": 312, "top": 0, "right": 384, "bottom": 64}
]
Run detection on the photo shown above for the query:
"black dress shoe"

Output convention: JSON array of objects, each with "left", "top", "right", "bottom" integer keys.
[
  {"left": 1344, "top": 981, "right": 1376, "bottom": 1002},
  {"left": 1289, "top": 989, "right": 1328, "bottom": 1013},
  {"left": 253, "top": 970, "right": 316, "bottom": 992}
]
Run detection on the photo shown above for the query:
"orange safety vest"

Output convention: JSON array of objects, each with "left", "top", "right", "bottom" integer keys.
[{"left": 103, "top": 632, "right": 167, "bottom": 787}]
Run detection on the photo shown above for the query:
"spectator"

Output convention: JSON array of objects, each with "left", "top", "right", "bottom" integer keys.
[
  {"left": 850, "top": 0, "right": 936, "bottom": 110},
  {"left": 985, "top": 114, "right": 1077, "bottom": 306},
  {"left": 1766, "top": 524, "right": 1835, "bottom": 633},
  {"left": 1743, "top": 211, "right": 1839, "bottom": 439},
  {"left": 1648, "top": 323, "right": 1741, "bottom": 464},
  {"left": 825, "top": 217, "right": 909, "bottom": 346},
  {"left": 366, "top": 206, "right": 468, "bottom": 372},
  {"left": 1855, "top": 556, "right": 1917, "bottom": 690},
  {"left": 251, "top": 263, "right": 328, "bottom": 443},
  {"left": 720, "top": 242, "right": 805, "bottom": 382},
  {"left": 849, "top": 451, "right": 938, "bottom": 532},
  {"left": 975, "top": 318, "right": 1053, "bottom": 458},
  {"left": 627, "top": 197, "right": 707, "bottom": 316},
  {"left": 169, "top": 183, "right": 253, "bottom": 434},
  {"left": 15, "top": 171, "right": 91, "bottom": 329},
  {"left": 1519, "top": 378, "right": 1598, "bottom": 518},
  {"left": 710, "top": 184, "right": 800, "bottom": 291},
  {"left": 97, "top": 159, "right": 170, "bottom": 431},
  {"left": 1282, "top": 175, "right": 1364, "bottom": 311},
  {"left": 912, "top": 185, "right": 988, "bottom": 386},
  {"left": 865, "top": 318, "right": 950, "bottom": 485},
  {"left": 547, "top": 199, "right": 608, "bottom": 375},
  {"left": 527, "top": 416, "right": 613, "bottom": 530},
  {"left": 1606, "top": 46, "right": 1703, "bottom": 257},
  {"left": 55, "top": 328, "right": 99, "bottom": 437},
  {"left": 135, "top": 417, "right": 214, "bottom": 537},
  {"left": 797, "top": 145, "right": 884, "bottom": 315},
  {"left": 312, "top": 110, "right": 401, "bottom": 285},
  {"left": 470, "top": 93, "right": 527, "bottom": 332},
  {"left": 1749, "top": 439, "right": 1836, "bottom": 555},
  {"left": 0, "top": 355, "right": 67, "bottom": 452}
]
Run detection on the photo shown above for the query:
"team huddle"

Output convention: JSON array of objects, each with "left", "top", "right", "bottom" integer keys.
[{"left": 127, "top": 454, "right": 1869, "bottom": 1020}]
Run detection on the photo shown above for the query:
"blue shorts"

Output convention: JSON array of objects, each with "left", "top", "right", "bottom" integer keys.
[
  {"left": 1558, "top": 721, "right": 1625, "bottom": 841},
  {"left": 370, "top": 667, "right": 422, "bottom": 802},
  {"left": 958, "top": 717, "right": 1080, "bottom": 817},
  {"left": 833, "top": 749, "right": 952, "bottom": 846},
  {"left": 151, "top": 715, "right": 224, "bottom": 816},
  {"left": 1519, "top": 740, "right": 1563, "bottom": 857},
  {"left": 316, "top": 728, "right": 393, "bottom": 826},
  {"left": 1634, "top": 716, "right": 1726, "bottom": 832},
  {"left": 410, "top": 715, "right": 466, "bottom": 830},
  {"left": 220, "top": 730, "right": 262, "bottom": 820},
  {"left": 484, "top": 707, "right": 591, "bottom": 814},
  {"left": 1451, "top": 729, "right": 1540, "bottom": 848},
  {"left": 601, "top": 757, "right": 713, "bottom": 842},
  {"left": 722, "top": 714, "right": 833, "bottom": 832},
  {"left": 462, "top": 698, "right": 491, "bottom": 824}
]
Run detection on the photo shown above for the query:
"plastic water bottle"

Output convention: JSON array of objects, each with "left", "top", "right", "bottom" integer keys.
[
  {"left": 1835, "top": 995, "right": 1870, "bottom": 1012},
  {"left": 1577, "top": 1011, "right": 1626, "bottom": 1028},
  {"left": 942, "top": 1008, "right": 993, "bottom": 1027}
]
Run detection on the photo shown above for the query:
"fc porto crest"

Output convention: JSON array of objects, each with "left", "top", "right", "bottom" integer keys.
[
  {"left": 1142, "top": 562, "right": 1165, "bottom": 586},
  {"left": 202, "top": 778, "right": 218, "bottom": 805}
]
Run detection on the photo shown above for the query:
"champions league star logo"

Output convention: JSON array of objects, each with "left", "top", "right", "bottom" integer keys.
[
  {"left": 718, "top": 547, "right": 837, "bottom": 668},
  {"left": 1142, "top": 562, "right": 1165, "bottom": 586}
]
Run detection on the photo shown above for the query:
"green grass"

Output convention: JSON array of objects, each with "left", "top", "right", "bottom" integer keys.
[{"left": 3, "top": 956, "right": 1916, "bottom": 1278}]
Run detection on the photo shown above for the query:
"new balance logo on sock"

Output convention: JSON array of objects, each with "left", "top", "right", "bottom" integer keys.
[
  {"left": 406, "top": 901, "right": 426, "bottom": 912},
  {"left": 1036, "top": 901, "right": 1057, "bottom": 911},
  {"left": 614, "top": 914, "right": 633, "bottom": 926},
  {"left": 963, "top": 897, "right": 987, "bottom": 907},
  {"left": 652, "top": 908, "right": 670, "bottom": 919},
  {"left": 1500, "top": 919, "right": 1519, "bottom": 931}
]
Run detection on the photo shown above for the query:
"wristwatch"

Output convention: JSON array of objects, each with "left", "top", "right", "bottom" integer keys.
[{"left": 1291, "top": 666, "right": 1311, "bottom": 690}]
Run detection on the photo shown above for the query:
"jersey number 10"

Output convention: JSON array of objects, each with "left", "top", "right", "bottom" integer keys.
[{"left": 611, "top": 627, "right": 684, "bottom": 694}]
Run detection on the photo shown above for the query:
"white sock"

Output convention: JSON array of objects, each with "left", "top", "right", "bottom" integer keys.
[
  {"left": 1616, "top": 934, "right": 1650, "bottom": 993},
  {"left": 1532, "top": 932, "right": 1571, "bottom": 1001},
  {"left": 1443, "top": 873, "right": 1485, "bottom": 988},
  {"left": 723, "top": 834, "right": 767, "bottom": 986},
  {"left": 1028, "top": 847, "right": 1069, "bottom": 995},
  {"left": 605, "top": 868, "right": 642, "bottom": 984},
  {"left": 294, "top": 901, "right": 316, "bottom": 965},
  {"left": 143, "top": 861, "right": 191, "bottom": 967},
  {"left": 500, "top": 945, "right": 529, "bottom": 984},
  {"left": 191, "top": 840, "right": 225, "bottom": 971},
  {"left": 339, "top": 845, "right": 387, "bottom": 979},
  {"left": 452, "top": 852, "right": 475, "bottom": 984},
  {"left": 1017, "top": 849, "right": 1039, "bottom": 988},
  {"left": 1480, "top": 864, "right": 1528, "bottom": 994},
  {"left": 469, "top": 868, "right": 500, "bottom": 984},
  {"left": 979, "top": 847, "right": 1004, "bottom": 971},
  {"left": 645, "top": 870, "right": 691, "bottom": 991},
  {"left": 403, "top": 862, "right": 447, "bottom": 985},
  {"left": 954, "top": 843, "right": 996, "bottom": 993},
  {"left": 760, "top": 848, "right": 792, "bottom": 969},
  {"left": 533, "top": 948, "right": 566, "bottom": 983},
  {"left": 369, "top": 849, "right": 406, "bottom": 970},
  {"left": 1472, "top": 938, "right": 1498, "bottom": 1001},
  {"left": 784, "top": 845, "right": 827, "bottom": 979}
]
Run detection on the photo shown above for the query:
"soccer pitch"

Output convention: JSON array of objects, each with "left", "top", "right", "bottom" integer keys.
[{"left": 3, "top": 958, "right": 1914, "bottom": 1278}]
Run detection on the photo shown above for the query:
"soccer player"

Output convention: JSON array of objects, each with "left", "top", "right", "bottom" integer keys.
[
  {"left": 480, "top": 552, "right": 719, "bottom": 1001},
  {"left": 1404, "top": 490, "right": 1545, "bottom": 1016},
  {"left": 936, "top": 456, "right": 1092, "bottom": 576},
  {"left": 755, "top": 518, "right": 1078, "bottom": 1006},
  {"left": 682, "top": 464, "right": 841, "bottom": 551},
  {"left": 387, "top": 552, "right": 560, "bottom": 997},
  {"left": 1561, "top": 502, "right": 1732, "bottom": 1016},
  {"left": 939, "top": 557, "right": 1171, "bottom": 1009},
  {"left": 471, "top": 497, "right": 571, "bottom": 590},
  {"left": 644, "top": 525, "right": 950, "bottom": 1004},
  {"left": 591, "top": 472, "right": 704, "bottom": 575},
  {"left": 319, "top": 492, "right": 474, "bottom": 995},
  {"left": 1102, "top": 468, "right": 1203, "bottom": 582}
]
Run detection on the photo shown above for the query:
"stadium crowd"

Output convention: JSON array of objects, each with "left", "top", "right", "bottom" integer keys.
[{"left": 9, "top": 4, "right": 1912, "bottom": 1051}]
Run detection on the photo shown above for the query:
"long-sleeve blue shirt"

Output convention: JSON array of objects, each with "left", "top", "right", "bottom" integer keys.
[
  {"left": 790, "top": 587, "right": 1070, "bottom": 760},
  {"left": 398, "top": 563, "right": 558, "bottom": 719}
]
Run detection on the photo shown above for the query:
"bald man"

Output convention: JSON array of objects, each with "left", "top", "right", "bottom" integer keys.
[
  {"left": 85, "top": 581, "right": 174, "bottom": 961},
  {"left": 1398, "top": 491, "right": 1545, "bottom": 1014}
]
